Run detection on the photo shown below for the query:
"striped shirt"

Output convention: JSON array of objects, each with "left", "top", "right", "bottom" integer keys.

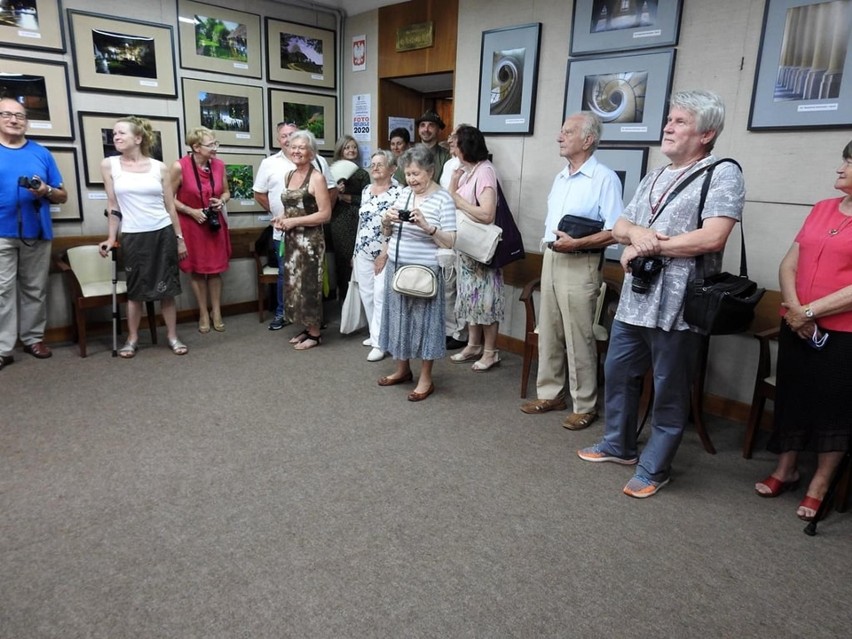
[{"left": 388, "top": 187, "right": 456, "bottom": 266}]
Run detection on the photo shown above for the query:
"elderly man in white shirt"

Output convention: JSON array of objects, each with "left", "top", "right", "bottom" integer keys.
[{"left": 520, "top": 112, "right": 623, "bottom": 430}]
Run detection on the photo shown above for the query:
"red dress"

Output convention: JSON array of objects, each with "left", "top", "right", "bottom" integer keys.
[{"left": 176, "top": 154, "right": 232, "bottom": 274}]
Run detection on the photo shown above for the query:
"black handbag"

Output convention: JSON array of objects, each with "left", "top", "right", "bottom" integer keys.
[
  {"left": 681, "top": 159, "right": 765, "bottom": 334},
  {"left": 557, "top": 214, "right": 604, "bottom": 238},
  {"left": 488, "top": 182, "right": 525, "bottom": 269}
]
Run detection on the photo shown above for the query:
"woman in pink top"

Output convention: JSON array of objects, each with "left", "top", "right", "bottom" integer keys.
[{"left": 755, "top": 141, "right": 852, "bottom": 521}]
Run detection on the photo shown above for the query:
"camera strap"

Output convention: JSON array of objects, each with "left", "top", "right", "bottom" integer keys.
[{"left": 189, "top": 154, "right": 214, "bottom": 209}]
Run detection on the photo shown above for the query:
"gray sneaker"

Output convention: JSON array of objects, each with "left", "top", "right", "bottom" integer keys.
[{"left": 268, "top": 316, "right": 290, "bottom": 331}]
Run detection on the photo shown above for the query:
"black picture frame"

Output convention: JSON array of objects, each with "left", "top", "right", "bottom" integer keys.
[
  {"left": 594, "top": 147, "right": 649, "bottom": 261},
  {"left": 265, "top": 18, "right": 336, "bottom": 90},
  {"left": 78, "top": 112, "right": 181, "bottom": 187},
  {"left": 217, "top": 152, "right": 266, "bottom": 214},
  {"left": 0, "top": 0, "right": 65, "bottom": 52},
  {"left": 182, "top": 78, "right": 264, "bottom": 149},
  {"left": 68, "top": 10, "right": 178, "bottom": 98},
  {"left": 564, "top": 49, "right": 675, "bottom": 143},
  {"left": 267, "top": 88, "right": 337, "bottom": 153},
  {"left": 570, "top": 0, "right": 684, "bottom": 56},
  {"left": 748, "top": 0, "right": 852, "bottom": 130},
  {"left": 177, "top": 0, "right": 262, "bottom": 79},
  {"left": 0, "top": 55, "right": 74, "bottom": 140},
  {"left": 46, "top": 147, "right": 83, "bottom": 222},
  {"left": 477, "top": 23, "right": 542, "bottom": 135}
]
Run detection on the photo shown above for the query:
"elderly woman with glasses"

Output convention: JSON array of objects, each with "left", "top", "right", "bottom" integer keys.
[
  {"left": 354, "top": 150, "right": 402, "bottom": 362},
  {"left": 170, "top": 126, "right": 232, "bottom": 334},
  {"left": 754, "top": 140, "right": 852, "bottom": 521}
]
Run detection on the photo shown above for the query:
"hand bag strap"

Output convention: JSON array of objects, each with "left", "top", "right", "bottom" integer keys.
[
  {"left": 691, "top": 159, "right": 746, "bottom": 281},
  {"left": 393, "top": 191, "right": 413, "bottom": 266}
]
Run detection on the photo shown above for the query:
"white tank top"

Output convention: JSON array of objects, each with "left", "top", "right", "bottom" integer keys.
[{"left": 110, "top": 155, "right": 172, "bottom": 234}]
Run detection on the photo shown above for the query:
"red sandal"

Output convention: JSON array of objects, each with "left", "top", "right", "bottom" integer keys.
[
  {"left": 754, "top": 474, "right": 800, "bottom": 498},
  {"left": 796, "top": 495, "right": 824, "bottom": 522}
]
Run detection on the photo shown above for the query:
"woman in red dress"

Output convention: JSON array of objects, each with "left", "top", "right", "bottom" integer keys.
[{"left": 170, "top": 127, "right": 232, "bottom": 333}]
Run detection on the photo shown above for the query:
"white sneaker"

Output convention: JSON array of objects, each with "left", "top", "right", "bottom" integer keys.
[
  {"left": 367, "top": 348, "right": 385, "bottom": 362},
  {"left": 362, "top": 338, "right": 372, "bottom": 347}
]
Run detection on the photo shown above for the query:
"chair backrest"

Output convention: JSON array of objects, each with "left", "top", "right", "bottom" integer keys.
[{"left": 66, "top": 245, "right": 112, "bottom": 288}]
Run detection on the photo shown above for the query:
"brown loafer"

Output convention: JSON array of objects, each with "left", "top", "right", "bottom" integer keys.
[
  {"left": 23, "top": 341, "right": 52, "bottom": 359},
  {"left": 520, "top": 398, "right": 567, "bottom": 414},
  {"left": 407, "top": 383, "right": 434, "bottom": 402},
  {"left": 378, "top": 371, "right": 413, "bottom": 386},
  {"left": 563, "top": 411, "right": 598, "bottom": 430}
]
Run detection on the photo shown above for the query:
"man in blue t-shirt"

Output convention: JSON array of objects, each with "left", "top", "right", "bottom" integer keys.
[{"left": 0, "top": 98, "right": 68, "bottom": 370}]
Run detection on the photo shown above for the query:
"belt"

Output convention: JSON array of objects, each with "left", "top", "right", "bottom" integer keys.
[{"left": 546, "top": 243, "right": 602, "bottom": 254}]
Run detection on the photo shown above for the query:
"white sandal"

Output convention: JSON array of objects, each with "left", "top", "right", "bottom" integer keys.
[
  {"left": 450, "top": 344, "right": 483, "bottom": 363},
  {"left": 168, "top": 338, "right": 188, "bottom": 355},
  {"left": 472, "top": 349, "right": 501, "bottom": 372},
  {"left": 118, "top": 341, "right": 138, "bottom": 359}
]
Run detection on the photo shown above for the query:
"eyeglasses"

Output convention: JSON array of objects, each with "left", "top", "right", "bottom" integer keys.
[
  {"left": 369, "top": 163, "right": 388, "bottom": 170},
  {"left": 200, "top": 141, "right": 220, "bottom": 149},
  {"left": 807, "top": 326, "right": 829, "bottom": 351},
  {"left": 0, "top": 111, "right": 27, "bottom": 121}
]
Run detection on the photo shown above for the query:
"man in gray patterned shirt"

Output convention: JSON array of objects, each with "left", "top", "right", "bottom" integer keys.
[{"left": 577, "top": 90, "right": 746, "bottom": 498}]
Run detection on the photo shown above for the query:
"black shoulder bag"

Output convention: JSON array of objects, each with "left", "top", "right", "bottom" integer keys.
[{"left": 680, "top": 159, "right": 766, "bottom": 335}]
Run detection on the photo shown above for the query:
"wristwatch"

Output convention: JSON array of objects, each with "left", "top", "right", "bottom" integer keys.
[
  {"left": 45, "top": 185, "right": 53, "bottom": 199},
  {"left": 804, "top": 305, "right": 814, "bottom": 319},
  {"left": 176, "top": 234, "right": 184, "bottom": 241}
]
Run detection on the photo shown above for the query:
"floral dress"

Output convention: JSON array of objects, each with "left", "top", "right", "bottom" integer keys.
[{"left": 282, "top": 167, "right": 324, "bottom": 327}]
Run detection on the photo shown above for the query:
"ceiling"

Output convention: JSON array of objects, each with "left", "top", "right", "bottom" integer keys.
[{"left": 275, "top": 0, "right": 404, "bottom": 17}]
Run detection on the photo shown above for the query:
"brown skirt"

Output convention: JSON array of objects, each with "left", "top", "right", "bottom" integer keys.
[{"left": 122, "top": 227, "right": 182, "bottom": 302}]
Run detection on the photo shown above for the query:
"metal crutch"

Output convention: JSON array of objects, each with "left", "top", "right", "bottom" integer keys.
[{"left": 111, "top": 242, "right": 119, "bottom": 357}]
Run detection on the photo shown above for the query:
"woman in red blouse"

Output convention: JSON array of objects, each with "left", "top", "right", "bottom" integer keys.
[
  {"left": 755, "top": 141, "right": 852, "bottom": 520},
  {"left": 170, "top": 127, "right": 232, "bottom": 333}
]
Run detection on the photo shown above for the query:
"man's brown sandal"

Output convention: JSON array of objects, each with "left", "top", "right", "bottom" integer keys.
[
  {"left": 520, "top": 398, "right": 567, "bottom": 414},
  {"left": 563, "top": 412, "right": 598, "bottom": 430}
]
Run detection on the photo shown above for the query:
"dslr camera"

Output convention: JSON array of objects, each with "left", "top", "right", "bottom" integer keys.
[
  {"left": 628, "top": 256, "right": 666, "bottom": 294},
  {"left": 204, "top": 207, "right": 221, "bottom": 232},
  {"left": 397, "top": 209, "right": 412, "bottom": 222},
  {"left": 18, "top": 176, "right": 42, "bottom": 189}
]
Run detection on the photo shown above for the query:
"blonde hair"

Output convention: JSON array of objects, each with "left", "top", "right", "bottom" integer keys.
[
  {"left": 116, "top": 116, "right": 157, "bottom": 158},
  {"left": 186, "top": 126, "right": 215, "bottom": 148}
]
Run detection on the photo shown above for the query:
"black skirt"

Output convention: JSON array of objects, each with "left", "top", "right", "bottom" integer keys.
[
  {"left": 122, "top": 227, "right": 182, "bottom": 302},
  {"left": 767, "top": 322, "right": 852, "bottom": 453}
]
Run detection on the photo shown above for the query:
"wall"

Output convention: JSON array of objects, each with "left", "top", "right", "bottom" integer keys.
[{"left": 1, "top": 0, "right": 340, "bottom": 330}]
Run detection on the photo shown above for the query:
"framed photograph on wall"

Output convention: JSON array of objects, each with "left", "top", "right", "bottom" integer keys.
[
  {"left": 217, "top": 153, "right": 265, "bottom": 214},
  {"left": 265, "top": 18, "right": 336, "bottom": 89},
  {"left": 477, "top": 23, "right": 541, "bottom": 135},
  {"left": 749, "top": 0, "right": 852, "bottom": 130},
  {"left": 47, "top": 147, "right": 83, "bottom": 222},
  {"left": 68, "top": 10, "right": 177, "bottom": 98},
  {"left": 564, "top": 49, "right": 675, "bottom": 143},
  {"left": 595, "top": 147, "right": 649, "bottom": 261},
  {"left": 570, "top": 0, "right": 683, "bottom": 56},
  {"left": 78, "top": 112, "right": 181, "bottom": 187},
  {"left": 267, "top": 89, "right": 337, "bottom": 153},
  {"left": 182, "top": 78, "right": 264, "bottom": 148},
  {"left": 0, "top": 56, "right": 73, "bottom": 140},
  {"left": 177, "top": 0, "right": 262, "bottom": 79},
  {"left": 0, "top": 0, "right": 65, "bottom": 52}
]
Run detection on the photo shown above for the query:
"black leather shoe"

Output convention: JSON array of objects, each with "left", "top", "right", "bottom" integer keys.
[
  {"left": 445, "top": 336, "right": 466, "bottom": 350},
  {"left": 0, "top": 355, "right": 14, "bottom": 370}
]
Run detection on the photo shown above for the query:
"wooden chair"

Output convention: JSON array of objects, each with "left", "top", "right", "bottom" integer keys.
[
  {"left": 250, "top": 240, "right": 278, "bottom": 322},
  {"left": 742, "top": 327, "right": 779, "bottom": 459},
  {"left": 56, "top": 246, "right": 157, "bottom": 357},
  {"left": 519, "top": 276, "right": 620, "bottom": 398}
]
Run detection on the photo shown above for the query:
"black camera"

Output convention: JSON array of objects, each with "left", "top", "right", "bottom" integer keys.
[
  {"left": 18, "top": 176, "right": 42, "bottom": 189},
  {"left": 204, "top": 207, "right": 221, "bottom": 232},
  {"left": 397, "top": 209, "right": 412, "bottom": 222},
  {"left": 628, "top": 256, "right": 666, "bottom": 294}
]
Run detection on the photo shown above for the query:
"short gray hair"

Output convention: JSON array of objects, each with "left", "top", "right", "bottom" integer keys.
[
  {"left": 372, "top": 149, "right": 395, "bottom": 168},
  {"left": 399, "top": 144, "right": 436, "bottom": 175},
  {"left": 288, "top": 129, "right": 317, "bottom": 158},
  {"left": 669, "top": 90, "right": 726, "bottom": 150},
  {"left": 575, "top": 111, "right": 602, "bottom": 152}
]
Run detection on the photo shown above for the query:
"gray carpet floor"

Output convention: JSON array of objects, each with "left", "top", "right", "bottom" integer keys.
[{"left": 2, "top": 312, "right": 850, "bottom": 638}]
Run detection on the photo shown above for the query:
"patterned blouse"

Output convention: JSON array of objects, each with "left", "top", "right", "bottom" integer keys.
[{"left": 354, "top": 182, "right": 402, "bottom": 260}]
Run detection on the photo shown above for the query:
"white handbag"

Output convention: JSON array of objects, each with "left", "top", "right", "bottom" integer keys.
[
  {"left": 392, "top": 264, "right": 438, "bottom": 298},
  {"left": 339, "top": 271, "right": 367, "bottom": 334},
  {"left": 453, "top": 213, "right": 502, "bottom": 264}
]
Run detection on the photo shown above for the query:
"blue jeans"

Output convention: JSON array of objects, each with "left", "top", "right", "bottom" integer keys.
[
  {"left": 273, "top": 239, "right": 284, "bottom": 319},
  {"left": 600, "top": 320, "right": 702, "bottom": 482}
]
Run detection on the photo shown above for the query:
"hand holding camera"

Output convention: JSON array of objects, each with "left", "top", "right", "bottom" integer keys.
[{"left": 18, "top": 175, "right": 42, "bottom": 190}]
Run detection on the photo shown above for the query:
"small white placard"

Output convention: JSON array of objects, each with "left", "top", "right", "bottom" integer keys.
[
  {"left": 798, "top": 103, "right": 838, "bottom": 112},
  {"left": 236, "top": 133, "right": 251, "bottom": 139},
  {"left": 311, "top": 74, "right": 324, "bottom": 80},
  {"left": 633, "top": 29, "right": 662, "bottom": 39},
  {"left": 29, "top": 122, "right": 52, "bottom": 129},
  {"left": 505, "top": 118, "right": 525, "bottom": 125},
  {"left": 139, "top": 80, "right": 159, "bottom": 87},
  {"left": 620, "top": 126, "right": 648, "bottom": 133},
  {"left": 233, "top": 63, "right": 248, "bottom": 69},
  {"left": 89, "top": 192, "right": 108, "bottom": 200},
  {"left": 19, "top": 31, "right": 41, "bottom": 39}
]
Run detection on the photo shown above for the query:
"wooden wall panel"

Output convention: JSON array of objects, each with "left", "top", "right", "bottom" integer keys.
[
  {"left": 378, "top": 0, "right": 458, "bottom": 78},
  {"left": 379, "top": 79, "right": 426, "bottom": 143}
]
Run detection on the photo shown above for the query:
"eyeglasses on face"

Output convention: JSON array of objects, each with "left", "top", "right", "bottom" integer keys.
[
  {"left": 200, "top": 141, "right": 220, "bottom": 149},
  {"left": 369, "top": 163, "right": 388, "bottom": 169},
  {"left": 0, "top": 111, "right": 27, "bottom": 121}
]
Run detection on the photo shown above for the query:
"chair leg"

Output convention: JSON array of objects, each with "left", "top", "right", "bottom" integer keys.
[
  {"left": 145, "top": 301, "right": 158, "bottom": 344},
  {"left": 691, "top": 336, "right": 716, "bottom": 455},
  {"left": 75, "top": 303, "right": 87, "bottom": 358},
  {"left": 520, "top": 346, "right": 534, "bottom": 398},
  {"left": 257, "top": 280, "right": 264, "bottom": 322},
  {"left": 742, "top": 396, "right": 767, "bottom": 459},
  {"left": 835, "top": 461, "right": 851, "bottom": 513}
]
